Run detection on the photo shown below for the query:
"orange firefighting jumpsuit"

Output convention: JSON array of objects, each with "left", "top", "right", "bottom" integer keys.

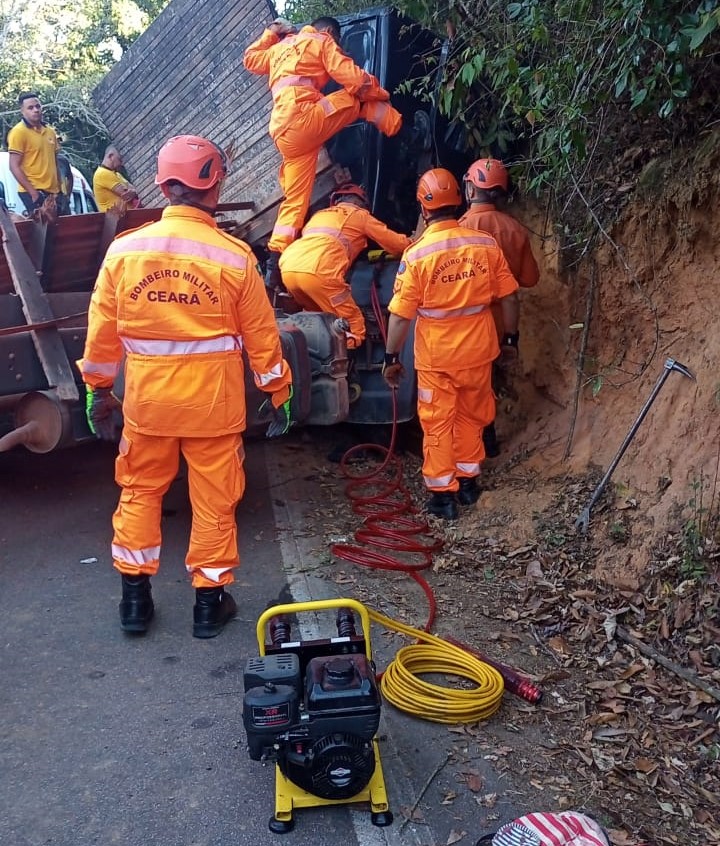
[
  {"left": 459, "top": 203, "right": 539, "bottom": 339},
  {"left": 77, "top": 205, "right": 292, "bottom": 588},
  {"left": 243, "top": 25, "right": 402, "bottom": 254},
  {"left": 278, "top": 201, "right": 411, "bottom": 348},
  {"left": 388, "top": 220, "right": 518, "bottom": 492}
]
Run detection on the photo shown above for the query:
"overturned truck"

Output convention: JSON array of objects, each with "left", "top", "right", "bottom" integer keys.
[{"left": 0, "top": 3, "right": 468, "bottom": 452}]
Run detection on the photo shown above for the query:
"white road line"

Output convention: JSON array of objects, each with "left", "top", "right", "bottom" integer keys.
[{"left": 263, "top": 442, "right": 424, "bottom": 846}]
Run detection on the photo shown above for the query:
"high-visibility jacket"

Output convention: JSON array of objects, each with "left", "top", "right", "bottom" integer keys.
[
  {"left": 77, "top": 205, "right": 291, "bottom": 437},
  {"left": 459, "top": 203, "right": 539, "bottom": 287},
  {"left": 243, "top": 26, "right": 389, "bottom": 140},
  {"left": 279, "top": 202, "right": 411, "bottom": 278},
  {"left": 388, "top": 219, "right": 519, "bottom": 371}
]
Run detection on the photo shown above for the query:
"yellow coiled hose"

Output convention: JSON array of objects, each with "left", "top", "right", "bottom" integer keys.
[{"left": 367, "top": 607, "right": 504, "bottom": 723}]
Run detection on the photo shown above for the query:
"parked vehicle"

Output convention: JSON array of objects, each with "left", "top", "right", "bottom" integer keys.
[
  {"left": 0, "top": 151, "right": 97, "bottom": 216},
  {"left": 0, "top": 6, "right": 467, "bottom": 453}
]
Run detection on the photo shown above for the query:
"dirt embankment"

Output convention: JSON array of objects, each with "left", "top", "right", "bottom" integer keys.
[{"left": 503, "top": 126, "right": 720, "bottom": 587}]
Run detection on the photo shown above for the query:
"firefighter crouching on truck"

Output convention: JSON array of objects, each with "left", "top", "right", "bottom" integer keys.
[
  {"left": 459, "top": 157, "right": 539, "bottom": 457},
  {"left": 279, "top": 183, "right": 412, "bottom": 349},
  {"left": 382, "top": 168, "right": 520, "bottom": 521},
  {"left": 243, "top": 15, "right": 402, "bottom": 290},
  {"left": 77, "top": 135, "right": 293, "bottom": 638}
]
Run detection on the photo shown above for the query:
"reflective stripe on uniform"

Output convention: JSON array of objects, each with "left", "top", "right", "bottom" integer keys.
[
  {"left": 366, "top": 100, "right": 388, "bottom": 122},
  {"left": 107, "top": 236, "right": 248, "bottom": 271},
  {"left": 112, "top": 543, "right": 161, "bottom": 566},
  {"left": 424, "top": 472, "right": 454, "bottom": 487},
  {"left": 271, "top": 223, "right": 298, "bottom": 239},
  {"left": 80, "top": 359, "right": 121, "bottom": 378},
  {"left": 329, "top": 289, "right": 351, "bottom": 306},
  {"left": 417, "top": 386, "right": 432, "bottom": 402},
  {"left": 121, "top": 336, "right": 242, "bottom": 356},
  {"left": 407, "top": 234, "right": 496, "bottom": 262},
  {"left": 191, "top": 564, "right": 234, "bottom": 583},
  {"left": 457, "top": 462, "right": 480, "bottom": 475},
  {"left": 271, "top": 75, "right": 317, "bottom": 97},
  {"left": 417, "top": 304, "right": 487, "bottom": 319},
  {"left": 303, "top": 225, "right": 352, "bottom": 253},
  {"left": 255, "top": 361, "right": 286, "bottom": 387}
]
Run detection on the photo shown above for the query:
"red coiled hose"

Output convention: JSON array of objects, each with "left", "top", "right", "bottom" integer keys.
[{"left": 329, "top": 275, "right": 542, "bottom": 705}]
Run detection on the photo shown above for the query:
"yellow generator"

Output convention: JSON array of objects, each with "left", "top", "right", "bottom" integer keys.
[{"left": 242, "top": 598, "right": 392, "bottom": 833}]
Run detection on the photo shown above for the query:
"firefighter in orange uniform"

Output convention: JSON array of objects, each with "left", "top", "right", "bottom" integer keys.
[
  {"left": 243, "top": 15, "right": 402, "bottom": 288},
  {"left": 382, "top": 168, "right": 519, "bottom": 520},
  {"left": 279, "top": 183, "right": 412, "bottom": 349},
  {"left": 459, "top": 157, "right": 539, "bottom": 456},
  {"left": 77, "top": 135, "right": 293, "bottom": 638}
]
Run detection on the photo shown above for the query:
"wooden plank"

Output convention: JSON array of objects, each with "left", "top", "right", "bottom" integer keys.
[{"left": 0, "top": 205, "right": 79, "bottom": 401}]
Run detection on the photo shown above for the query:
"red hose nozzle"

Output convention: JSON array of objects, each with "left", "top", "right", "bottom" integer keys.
[{"left": 445, "top": 635, "right": 542, "bottom": 704}]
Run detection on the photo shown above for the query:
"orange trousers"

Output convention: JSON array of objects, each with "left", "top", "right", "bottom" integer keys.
[
  {"left": 281, "top": 269, "right": 365, "bottom": 348},
  {"left": 268, "top": 92, "right": 401, "bottom": 253},
  {"left": 269, "top": 90, "right": 361, "bottom": 253},
  {"left": 416, "top": 365, "right": 495, "bottom": 492},
  {"left": 111, "top": 429, "right": 246, "bottom": 588}
]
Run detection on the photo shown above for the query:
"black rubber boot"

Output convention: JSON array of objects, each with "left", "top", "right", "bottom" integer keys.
[
  {"left": 264, "top": 251, "right": 282, "bottom": 292},
  {"left": 482, "top": 422, "right": 500, "bottom": 458},
  {"left": 193, "top": 587, "right": 238, "bottom": 639},
  {"left": 426, "top": 492, "right": 459, "bottom": 520},
  {"left": 119, "top": 574, "right": 154, "bottom": 634},
  {"left": 457, "top": 477, "right": 481, "bottom": 506}
]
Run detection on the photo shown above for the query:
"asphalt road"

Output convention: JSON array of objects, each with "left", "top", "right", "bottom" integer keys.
[{"left": 0, "top": 435, "right": 523, "bottom": 846}]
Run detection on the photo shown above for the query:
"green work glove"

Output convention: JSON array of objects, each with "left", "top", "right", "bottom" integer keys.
[
  {"left": 261, "top": 386, "right": 294, "bottom": 438},
  {"left": 85, "top": 385, "right": 121, "bottom": 441}
]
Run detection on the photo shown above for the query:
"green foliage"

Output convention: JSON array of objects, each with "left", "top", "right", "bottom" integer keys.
[
  {"left": 0, "top": 0, "right": 170, "bottom": 177},
  {"left": 680, "top": 472, "right": 719, "bottom": 578},
  {"left": 282, "top": 0, "right": 372, "bottom": 24},
  {"left": 406, "top": 0, "right": 719, "bottom": 249},
  {"left": 278, "top": 0, "right": 720, "bottom": 252}
]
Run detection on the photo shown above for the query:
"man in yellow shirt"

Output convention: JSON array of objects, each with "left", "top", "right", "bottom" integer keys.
[
  {"left": 93, "top": 145, "right": 140, "bottom": 213},
  {"left": 7, "top": 92, "right": 63, "bottom": 216}
]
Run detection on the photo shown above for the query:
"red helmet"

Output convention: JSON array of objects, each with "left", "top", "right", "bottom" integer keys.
[
  {"left": 416, "top": 168, "right": 461, "bottom": 210},
  {"left": 463, "top": 158, "right": 508, "bottom": 192},
  {"left": 155, "top": 135, "right": 228, "bottom": 190},
  {"left": 330, "top": 183, "right": 369, "bottom": 206}
]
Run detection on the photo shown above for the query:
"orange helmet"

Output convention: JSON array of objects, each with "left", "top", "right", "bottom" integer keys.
[
  {"left": 416, "top": 168, "right": 462, "bottom": 210},
  {"left": 463, "top": 158, "right": 508, "bottom": 192},
  {"left": 155, "top": 135, "right": 228, "bottom": 191},
  {"left": 330, "top": 183, "right": 369, "bottom": 206}
]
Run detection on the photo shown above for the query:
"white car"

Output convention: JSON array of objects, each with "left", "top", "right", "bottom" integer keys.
[{"left": 0, "top": 150, "right": 98, "bottom": 216}]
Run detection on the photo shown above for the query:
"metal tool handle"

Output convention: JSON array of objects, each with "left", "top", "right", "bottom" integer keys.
[{"left": 575, "top": 357, "right": 695, "bottom": 532}]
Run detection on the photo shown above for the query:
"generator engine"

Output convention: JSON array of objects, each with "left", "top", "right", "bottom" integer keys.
[{"left": 242, "top": 600, "right": 392, "bottom": 833}]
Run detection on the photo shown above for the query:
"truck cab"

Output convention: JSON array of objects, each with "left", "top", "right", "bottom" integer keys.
[{"left": 250, "top": 7, "right": 470, "bottom": 433}]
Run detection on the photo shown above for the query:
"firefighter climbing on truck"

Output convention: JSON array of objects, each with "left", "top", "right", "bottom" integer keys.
[{"left": 243, "top": 15, "right": 403, "bottom": 291}]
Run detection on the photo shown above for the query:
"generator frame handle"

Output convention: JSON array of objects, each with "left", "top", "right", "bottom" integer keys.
[{"left": 256, "top": 598, "right": 373, "bottom": 660}]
